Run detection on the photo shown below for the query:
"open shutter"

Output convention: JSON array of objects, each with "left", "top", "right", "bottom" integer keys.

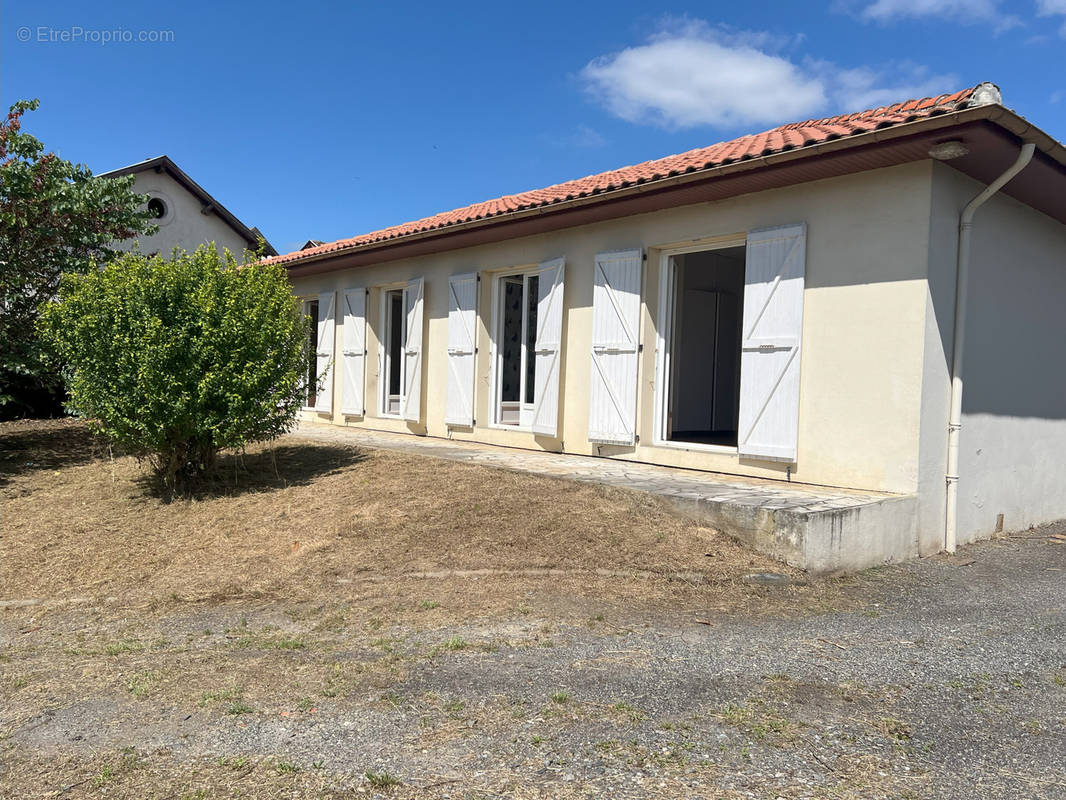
[
  {"left": 445, "top": 272, "right": 477, "bottom": 427},
  {"left": 340, "top": 288, "right": 366, "bottom": 416},
  {"left": 531, "top": 257, "right": 565, "bottom": 437},
  {"left": 588, "top": 249, "right": 643, "bottom": 445},
  {"left": 737, "top": 223, "right": 806, "bottom": 462},
  {"left": 401, "top": 277, "right": 424, "bottom": 422},
  {"left": 315, "top": 291, "right": 336, "bottom": 413}
]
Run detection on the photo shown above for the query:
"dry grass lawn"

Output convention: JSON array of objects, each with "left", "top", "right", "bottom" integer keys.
[
  {"left": 0, "top": 418, "right": 856, "bottom": 799},
  {"left": 1, "top": 417, "right": 804, "bottom": 619}
]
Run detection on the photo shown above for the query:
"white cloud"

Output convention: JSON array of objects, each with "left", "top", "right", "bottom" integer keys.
[
  {"left": 861, "top": 0, "right": 1005, "bottom": 21},
  {"left": 1035, "top": 0, "right": 1066, "bottom": 36},
  {"left": 827, "top": 63, "right": 958, "bottom": 111},
  {"left": 580, "top": 22, "right": 957, "bottom": 130},
  {"left": 855, "top": 0, "right": 1023, "bottom": 31},
  {"left": 581, "top": 25, "right": 826, "bottom": 129}
]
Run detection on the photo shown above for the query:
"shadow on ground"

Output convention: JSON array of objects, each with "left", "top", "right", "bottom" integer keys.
[
  {"left": 133, "top": 443, "right": 367, "bottom": 501},
  {"left": 0, "top": 418, "right": 366, "bottom": 500},
  {"left": 0, "top": 418, "right": 105, "bottom": 487}
]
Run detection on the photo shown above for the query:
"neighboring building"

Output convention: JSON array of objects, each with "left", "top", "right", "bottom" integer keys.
[
  {"left": 264, "top": 82, "right": 1066, "bottom": 572},
  {"left": 101, "top": 155, "right": 276, "bottom": 260},
  {"left": 301, "top": 239, "right": 326, "bottom": 251}
]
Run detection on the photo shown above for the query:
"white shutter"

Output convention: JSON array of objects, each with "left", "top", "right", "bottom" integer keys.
[
  {"left": 445, "top": 272, "right": 477, "bottom": 427},
  {"left": 340, "top": 288, "right": 366, "bottom": 416},
  {"left": 588, "top": 250, "right": 643, "bottom": 445},
  {"left": 315, "top": 291, "right": 336, "bottom": 413},
  {"left": 531, "top": 257, "right": 565, "bottom": 437},
  {"left": 737, "top": 223, "right": 806, "bottom": 462},
  {"left": 401, "top": 277, "right": 424, "bottom": 422}
]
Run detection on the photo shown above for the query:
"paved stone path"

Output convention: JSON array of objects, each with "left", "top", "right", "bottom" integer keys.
[{"left": 292, "top": 422, "right": 891, "bottom": 515}]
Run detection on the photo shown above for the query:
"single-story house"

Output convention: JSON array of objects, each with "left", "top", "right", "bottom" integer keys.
[
  {"left": 101, "top": 155, "right": 276, "bottom": 260},
  {"left": 264, "top": 82, "right": 1066, "bottom": 572}
]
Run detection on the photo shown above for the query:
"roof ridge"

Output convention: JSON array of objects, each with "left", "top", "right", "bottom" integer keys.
[{"left": 269, "top": 83, "right": 988, "bottom": 265}]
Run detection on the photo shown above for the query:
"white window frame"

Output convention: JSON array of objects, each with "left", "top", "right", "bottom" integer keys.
[
  {"left": 653, "top": 236, "right": 747, "bottom": 454},
  {"left": 378, "top": 284, "right": 409, "bottom": 419},
  {"left": 301, "top": 296, "right": 319, "bottom": 411},
  {"left": 487, "top": 266, "right": 540, "bottom": 431}
]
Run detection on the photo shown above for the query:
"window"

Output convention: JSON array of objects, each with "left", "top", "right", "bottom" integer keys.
[
  {"left": 303, "top": 298, "right": 319, "bottom": 408},
  {"left": 658, "top": 244, "right": 746, "bottom": 448},
  {"left": 381, "top": 288, "right": 406, "bottom": 416},
  {"left": 493, "top": 270, "right": 538, "bottom": 427},
  {"left": 147, "top": 197, "right": 167, "bottom": 219}
]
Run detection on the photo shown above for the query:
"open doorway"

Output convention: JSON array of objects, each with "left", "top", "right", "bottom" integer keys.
[{"left": 659, "top": 245, "right": 745, "bottom": 447}]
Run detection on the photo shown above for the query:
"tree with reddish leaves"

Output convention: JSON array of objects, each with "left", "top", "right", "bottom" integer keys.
[{"left": 0, "top": 99, "right": 155, "bottom": 417}]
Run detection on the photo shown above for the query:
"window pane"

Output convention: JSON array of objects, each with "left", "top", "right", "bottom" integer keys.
[
  {"left": 389, "top": 292, "right": 403, "bottom": 396},
  {"left": 524, "top": 275, "right": 538, "bottom": 405},
  {"left": 501, "top": 278, "right": 523, "bottom": 403},
  {"left": 306, "top": 300, "right": 319, "bottom": 407}
]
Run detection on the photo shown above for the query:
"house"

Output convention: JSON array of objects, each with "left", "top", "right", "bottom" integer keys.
[
  {"left": 101, "top": 155, "right": 276, "bottom": 260},
  {"left": 264, "top": 82, "right": 1066, "bottom": 572}
]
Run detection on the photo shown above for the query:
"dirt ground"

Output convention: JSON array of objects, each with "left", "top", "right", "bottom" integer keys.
[{"left": 1, "top": 419, "right": 1064, "bottom": 799}]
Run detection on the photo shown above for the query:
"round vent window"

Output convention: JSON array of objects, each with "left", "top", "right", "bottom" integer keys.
[{"left": 147, "top": 197, "right": 167, "bottom": 219}]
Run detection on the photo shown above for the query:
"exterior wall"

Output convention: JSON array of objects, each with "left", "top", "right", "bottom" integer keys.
[
  {"left": 924, "top": 161, "right": 1066, "bottom": 545},
  {"left": 114, "top": 171, "right": 252, "bottom": 261},
  {"left": 292, "top": 162, "right": 935, "bottom": 496}
]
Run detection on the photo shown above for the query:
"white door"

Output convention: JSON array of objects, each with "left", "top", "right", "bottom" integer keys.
[
  {"left": 340, "top": 288, "right": 366, "bottom": 416},
  {"left": 445, "top": 272, "right": 478, "bottom": 427},
  {"left": 401, "top": 277, "right": 424, "bottom": 423},
  {"left": 530, "top": 257, "right": 565, "bottom": 437},
  {"left": 737, "top": 223, "right": 806, "bottom": 462},
  {"left": 315, "top": 291, "right": 336, "bottom": 414},
  {"left": 588, "top": 249, "right": 643, "bottom": 445}
]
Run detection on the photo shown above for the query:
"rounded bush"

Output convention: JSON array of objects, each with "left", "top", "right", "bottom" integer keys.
[{"left": 39, "top": 246, "right": 310, "bottom": 490}]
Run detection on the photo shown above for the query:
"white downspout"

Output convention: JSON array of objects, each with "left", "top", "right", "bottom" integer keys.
[{"left": 944, "top": 141, "right": 1035, "bottom": 553}]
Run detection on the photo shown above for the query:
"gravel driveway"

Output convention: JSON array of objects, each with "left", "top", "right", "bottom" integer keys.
[{"left": 2, "top": 533, "right": 1065, "bottom": 799}]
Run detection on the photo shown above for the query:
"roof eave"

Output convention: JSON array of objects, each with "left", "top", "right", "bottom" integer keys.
[{"left": 280, "top": 103, "right": 1066, "bottom": 271}]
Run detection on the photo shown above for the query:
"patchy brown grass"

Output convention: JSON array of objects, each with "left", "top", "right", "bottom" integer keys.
[
  {"left": 0, "top": 420, "right": 874, "bottom": 799},
  {"left": 1, "top": 418, "right": 802, "bottom": 619}
]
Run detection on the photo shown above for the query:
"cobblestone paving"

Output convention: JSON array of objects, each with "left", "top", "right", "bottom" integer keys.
[{"left": 291, "top": 422, "right": 893, "bottom": 515}]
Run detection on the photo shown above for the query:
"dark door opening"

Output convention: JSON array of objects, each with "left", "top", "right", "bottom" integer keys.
[{"left": 667, "top": 246, "right": 745, "bottom": 447}]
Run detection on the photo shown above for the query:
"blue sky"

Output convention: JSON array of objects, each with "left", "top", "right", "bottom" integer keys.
[{"left": 3, "top": 0, "right": 1064, "bottom": 254}]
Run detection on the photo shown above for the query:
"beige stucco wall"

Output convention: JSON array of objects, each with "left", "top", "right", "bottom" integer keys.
[
  {"left": 293, "top": 161, "right": 937, "bottom": 495},
  {"left": 922, "top": 161, "right": 1066, "bottom": 546},
  {"left": 114, "top": 171, "right": 253, "bottom": 261}
]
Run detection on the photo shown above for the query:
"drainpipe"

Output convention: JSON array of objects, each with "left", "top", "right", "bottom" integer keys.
[{"left": 944, "top": 141, "right": 1035, "bottom": 553}]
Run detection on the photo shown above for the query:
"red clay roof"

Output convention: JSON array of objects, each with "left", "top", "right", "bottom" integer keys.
[{"left": 268, "top": 85, "right": 981, "bottom": 267}]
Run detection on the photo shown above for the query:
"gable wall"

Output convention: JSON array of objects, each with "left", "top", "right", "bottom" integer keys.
[{"left": 115, "top": 171, "right": 253, "bottom": 260}]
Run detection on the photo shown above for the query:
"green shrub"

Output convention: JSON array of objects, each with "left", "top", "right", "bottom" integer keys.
[{"left": 39, "top": 245, "right": 310, "bottom": 490}]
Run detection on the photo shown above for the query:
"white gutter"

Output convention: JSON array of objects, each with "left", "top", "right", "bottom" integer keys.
[{"left": 944, "top": 140, "right": 1035, "bottom": 553}]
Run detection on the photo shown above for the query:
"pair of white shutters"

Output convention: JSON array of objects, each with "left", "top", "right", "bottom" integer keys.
[
  {"left": 315, "top": 289, "right": 366, "bottom": 416},
  {"left": 327, "top": 277, "right": 425, "bottom": 422},
  {"left": 444, "top": 257, "right": 566, "bottom": 436},
  {"left": 588, "top": 223, "right": 806, "bottom": 462}
]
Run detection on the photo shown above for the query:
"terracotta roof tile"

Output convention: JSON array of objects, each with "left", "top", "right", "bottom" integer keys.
[{"left": 266, "top": 85, "right": 982, "bottom": 267}]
